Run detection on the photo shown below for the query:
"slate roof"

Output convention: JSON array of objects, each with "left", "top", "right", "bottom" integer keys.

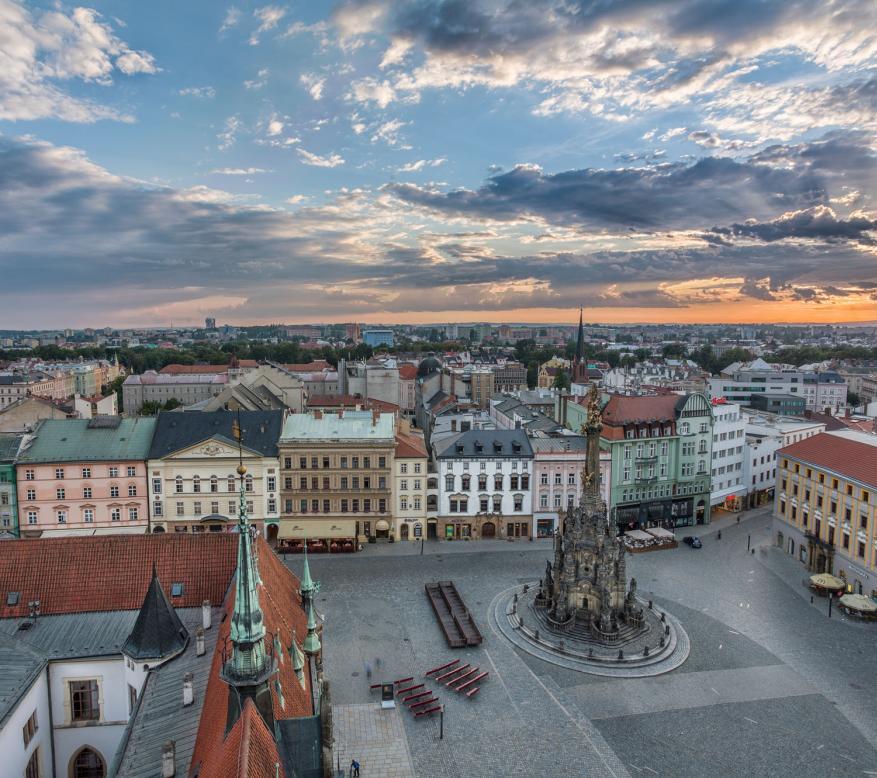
[
  {"left": 529, "top": 436, "right": 588, "bottom": 453},
  {"left": 148, "top": 409, "right": 283, "bottom": 459},
  {"left": 0, "top": 632, "right": 46, "bottom": 728},
  {"left": 781, "top": 431, "right": 877, "bottom": 489},
  {"left": 15, "top": 417, "right": 157, "bottom": 463},
  {"left": 124, "top": 372, "right": 228, "bottom": 385},
  {"left": 122, "top": 567, "right": 190, "bottom": 660},
  {"left": 0, "top": 534, "right": 237, "bottom": 618},
  {"left": 111, "top": 607, "right": 221, "bottom": 778},
  {"left": 436, "top": 429, "right": 533, "bottom": 459}
]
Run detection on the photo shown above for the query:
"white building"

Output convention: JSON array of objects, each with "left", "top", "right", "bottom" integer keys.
[
  {"left": 740, "top": 410, "right": 826, "bottom": 509},
  {"left": 708, "top": 358, "right": 847, "bottom": 413},
  {"left": 434, "top": 429, "right": 534, "bottom": 540},
  {"left": 710, "top": 400, "right": 746, "bottom": 511},
  {"left": 147, "top": 410, "right": 283, "bottom": 538}
]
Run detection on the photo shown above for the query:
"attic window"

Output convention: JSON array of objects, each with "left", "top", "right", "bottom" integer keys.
[
  {"left": 171, "top": 583, "right": 184, "bottom": 597},
  {"left": 6, "top": 592, "right": 19, "bottom": 606}
]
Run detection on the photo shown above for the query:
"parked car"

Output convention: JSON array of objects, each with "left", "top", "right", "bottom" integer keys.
[{"left": 683, "top": 536, "right": 702, "bottom": 548}]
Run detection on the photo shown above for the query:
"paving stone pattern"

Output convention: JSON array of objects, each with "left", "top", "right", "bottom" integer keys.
[
  {"left": 333, "top": 703, "right": 415, "bottom": 778},
  {"left": 297, "top": 508, "right": 877, "bottom": 777}
]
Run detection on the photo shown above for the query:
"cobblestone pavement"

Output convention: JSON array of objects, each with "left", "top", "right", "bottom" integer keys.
[
  {"left": 333, "top": 703, "right": 415, "bottom": 778},
  {"left": 293, "top": 507, "right": 877, "bottom": 777}
]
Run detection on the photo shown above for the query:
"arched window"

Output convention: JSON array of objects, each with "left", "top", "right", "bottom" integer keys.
[
  {"left": 175, "top": 476, "right": 183, "bottom": 494},
  {"left": 70, "top": 746, "right": 105, "bottom": 778},
  {"left": 192, "top": 476, "right": 201, "bottom": 493},
  {"left": 227, "top": 475, "right": 236, "bottom": 492},
  {"left": 210, "top": 475, "right": 218, "bottom": 493},
  {"left": 245, "top": 475, "right": 254, "bottom": 493}
]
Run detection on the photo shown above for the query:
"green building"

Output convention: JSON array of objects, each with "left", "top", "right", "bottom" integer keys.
[
  {"left": 559, "top": 392, "right": 714, "bottom": 530},
  {"left": 0, "top": 434, "right": 24, "bottom": 536}
]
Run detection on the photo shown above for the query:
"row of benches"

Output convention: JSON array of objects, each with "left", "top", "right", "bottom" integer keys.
[{"left": 425, "top": 658, "right": 488, "bottom": 698}]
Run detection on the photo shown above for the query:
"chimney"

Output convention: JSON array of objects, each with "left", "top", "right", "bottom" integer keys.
[
  {"left": 202, "top": 600, "right": 211, "bottom": 630},
  {"left": 162, "top": 741, "right": 176, "bottom": 778},
  {"left": 182, "top": 673, "right": 194, "bottom": 706},
  {"left": 195, "top": 627, "right": 205, "bottom": 656},
  {"left": 372, "top": 409, "right": 380, "bottom": 426}
]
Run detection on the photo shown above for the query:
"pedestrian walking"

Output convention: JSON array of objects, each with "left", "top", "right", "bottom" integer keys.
[
  {"left": 365, "top": 662, "right": 372, "bottom": 681},
  {"left": 375, "top": 657, "right": 382, "bottom": 670},
  {"left": 350, "top": 759, "right": 360, "bottom": 777}
]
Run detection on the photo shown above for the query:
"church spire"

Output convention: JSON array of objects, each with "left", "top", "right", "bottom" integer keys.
[
  {"left": 574, "top": 308, "right": 584, "bottom": 366},
  {"left": 220, "top": 413, "right": 276, "bottom": 731},
  {"left": 300, "top": 543, "right": 315, "bottom": 609},
  {"left": 303, "top": 597, "right": 321, "bottom": 656}
]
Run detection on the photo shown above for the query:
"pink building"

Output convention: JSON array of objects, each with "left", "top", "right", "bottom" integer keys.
[{"left": 15, "top": 417, "right": 156, "bottom": 537}]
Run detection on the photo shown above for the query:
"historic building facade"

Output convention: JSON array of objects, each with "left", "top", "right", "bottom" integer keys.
[
  {"left": 434, "top": 429, "right": 534, "bottom": 540},
  {"left": 147, "top": 410, "right": 283, "bottom": 536},
  {"left": 15, "top": 417, "right": 155, "bottom": 537},
  {"left": 278, "top": 410, "right": 396, "bottom": 546},
  {"left": 394, "top": 425, "right": 428, "bottom": 541},
  {"left": 774, "top": 430, "right": 877, "bottom": 597}
]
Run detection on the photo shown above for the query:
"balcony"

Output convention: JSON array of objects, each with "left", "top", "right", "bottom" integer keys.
[
  {"left": 635, "top": 475, "right": 658, "bottom": 484},
  {"left": 637, "top": 455, "right": 658, "bottom": 464}
]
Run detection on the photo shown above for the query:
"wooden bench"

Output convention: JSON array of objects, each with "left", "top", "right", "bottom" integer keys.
[
  {"left": 447, "top": 667, "right": 478, "bottom": 688},
  {"left": 402, "top": 690, "right": 432, "bottom": 703},
  {"left": 409, "top": 697, "right": 438, "bottom": 710},
  {"left": 425, "top": 659, "right": 459, "bottom": 676},
  {"left": 436, "top": 663, "right": 469, "bottom": 682},
  {"left": 415, "top": 705, "right": 442, "bottom": 718},
  {"left": 456, "top": 671, "right": 488, "bottom": 693},
  {"left": 465, "top": 686, "right": 480, "bottom": 698},
  {"left": 393, "top": 677, "right": 414, "bottom": 686},
  {"left": 396, "top": 683, "right": 424, "bottom": 696}
]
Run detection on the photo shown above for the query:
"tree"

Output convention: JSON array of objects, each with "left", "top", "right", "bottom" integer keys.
[
  {"left": 847, "top": 391, "right": 861, "bottom": 408},
  {"left": 552, "top": 370, "right": 571, "bottom": 391},
  {"left": 107, "top": 375, "right": 126, "bottom": 412},
  {"left": 662, "top": 343, "right": 687, "bottom": 359}
]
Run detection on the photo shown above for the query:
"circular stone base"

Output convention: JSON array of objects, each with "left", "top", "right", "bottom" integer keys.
[{"left": 490, "top": 582, "right": 690, "bottom": 678}]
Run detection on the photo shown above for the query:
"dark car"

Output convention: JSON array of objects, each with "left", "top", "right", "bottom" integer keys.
[{"left": 683, "top": 536, "right": 702, "bottom": 548}]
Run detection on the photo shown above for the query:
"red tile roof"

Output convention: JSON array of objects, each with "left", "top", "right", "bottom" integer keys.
[
  {"left": 307, "top": 394, "right": 364, "bottom": 407},
  {"left": 284, "top": 361, "right": 332, "bottom": 372},
  {"left": 159, "top": 364, "right": 228, "bottom": 374},
  {"left": 780, "top": 432, "right": 877, "bottom": 489},
  {"left": 190, "top": 538, "right": 313, "bottom": 776},
  {"left": 0, "top": 535, "right": 238, "bottom": 618},
  {"left": 398, "top": 364, "right": 418, "bottom": 380},
  {"left": 395, "top": 431, "right": 427, "bottom": 458},
  {"left": 601, "top": 394, "right": 681, "bottom": 425}
]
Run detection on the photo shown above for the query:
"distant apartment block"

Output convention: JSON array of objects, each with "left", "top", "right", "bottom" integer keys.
[{"left": 362, "top": 329, "right": 394, "bottom": 347}]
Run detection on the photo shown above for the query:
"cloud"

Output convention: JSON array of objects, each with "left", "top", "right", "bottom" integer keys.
[
  {"left": 209, "top": 167, "right": 272, "bottom": 175},
  {"left": 347, "top": 77, "right": 398, "bottom": 108},
  {"left": 178, "top": 86, "right": 216, "bottom": 98},
  {"left": 3, "top": 134, "right": 876, "bottom": 326},
  {"left": 297, "top": 148, "right": 345, "bottom": 167},
  {"left": 711, "top": 206, "right": 877, "bottom": 245},
  {"left": 266, "top": 119, "right": 285, "bottom": 136},
  {"left": 286, "top": 195, "right": 309, "bottom": 204},
  {"left": 219, "top": 6, "right": 241, "bottom": 34},
  {"left": 217, "top": 115, "right": 242, "bottom": 150},
  {"left": 244, "top": 68, "right": 269, "bottom": 89},
  {"left": 249, "top": 5, "right": 286, "bottom": 45},
  {"left": 371, "top": 119, "right": 409, "bottom": 147},
  {"left": 329, "top": 0, "right": 877, "bottom": 122},
  {"left": 300, "top": 73, "right": 326, "bottom": 100},
  {"left": 0, "top": 0, "right": 158, "bottom": 123},
  {"left": 398, "top": 158, "right": 447, "bottom": 172},
  {"left": 387, "top": 134, "right": 877, "bottom": 232}
]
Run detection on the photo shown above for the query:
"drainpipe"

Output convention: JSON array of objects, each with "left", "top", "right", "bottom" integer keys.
[{"left": 45, "top": 664, "right": 57, "bottom": 777}]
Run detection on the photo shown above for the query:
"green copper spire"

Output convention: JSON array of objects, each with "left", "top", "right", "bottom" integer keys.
[
  {"left": 303, "top": 597, "right": 321, "bottom": 655},
  {"left": 222, "top": 417, "right": 269, "bottom": 682},
  {"left": 300, "top": 542, "right": 314, "bottom": 595}
]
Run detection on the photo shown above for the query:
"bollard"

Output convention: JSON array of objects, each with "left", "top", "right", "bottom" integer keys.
[
  {"left": 648, "top": 599, "right": 653, "bottom": 609},
  {"left": 661, "top": 612, "right": 666, "bottom": 623},
  {"left": 618, "top": 650, "right": 624, "bottom": 660},
  {"left": 660, "top": 636, "right": 665, "bottom": 648},
  {"left": 559, "top": 639, "right": 565, "bottom": 653},
  {"left": 665, "top": 625, "right": 670, "bottom": 636},
  {"left": 643, "top": 646, "right": 650, "bottom": 657},
  {"left": 534, "top": 629, "right": 539, "bottom": 642},
  {"left": 523, "top": 584, "right": 529, "bottom": 593}
]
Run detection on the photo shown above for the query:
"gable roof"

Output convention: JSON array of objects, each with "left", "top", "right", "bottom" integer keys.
[
  {"left": 395, "top": 431, "right": 427, "bottom": 458},
  {"left": 16, "top": 417, "right": 157, "bottom": 463},
  {"left": 600, "top": 393, "right": 684, "bottom": 426},
  {"left": 0, "top": 534, "right": 237, "bottom": 618},
  {"left": 780, "top": 431, "right": 877, "bottom": 489},
  {"left": 398, "top": 364, "right": 418, "bottom": 380},
  {"left": 148, "top": 410, "right": 283, "bottom": 459}
]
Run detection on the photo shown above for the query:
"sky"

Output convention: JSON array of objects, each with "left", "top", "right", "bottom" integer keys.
[{"left": 1, "top": 0, "right": 876, "bottom": 329}]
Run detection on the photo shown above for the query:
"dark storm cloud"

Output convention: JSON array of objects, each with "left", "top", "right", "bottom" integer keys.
[
  {"left": 711, "top": 206, "right": 877, "bottom": 245},
  {"left": 388, "top": 134, "right": 876, "bottom": 231}
]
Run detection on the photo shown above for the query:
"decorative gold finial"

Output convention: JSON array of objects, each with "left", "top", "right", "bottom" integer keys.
[{"left": 237, "top": 463, "right": 247, "bottom": 476}]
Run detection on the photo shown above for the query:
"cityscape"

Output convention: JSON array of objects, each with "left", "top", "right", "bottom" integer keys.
[{"left": 2, "top": 1, "right": 877, "bottom": 777}]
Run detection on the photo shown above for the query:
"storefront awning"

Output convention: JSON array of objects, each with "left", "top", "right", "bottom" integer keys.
[
  {"left": 810, "top": 573, "right": 845, "bottom": 589},
  {"left": 278, "top": 519, "right": 357, "bottom": 539},
  {"left": 39, "top": 526, "right": 147, "bottom": 538},
  {"left": 839, "top": 593, "right": 877, "bottom": 613}
]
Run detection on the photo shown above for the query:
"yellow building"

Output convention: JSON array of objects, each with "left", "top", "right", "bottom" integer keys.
[
  {"left": 278, "top": 410, "right": 396, "bottom": 547},
  {"left": 774, "top": 430, "right": 877, "bottom": 597}
]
